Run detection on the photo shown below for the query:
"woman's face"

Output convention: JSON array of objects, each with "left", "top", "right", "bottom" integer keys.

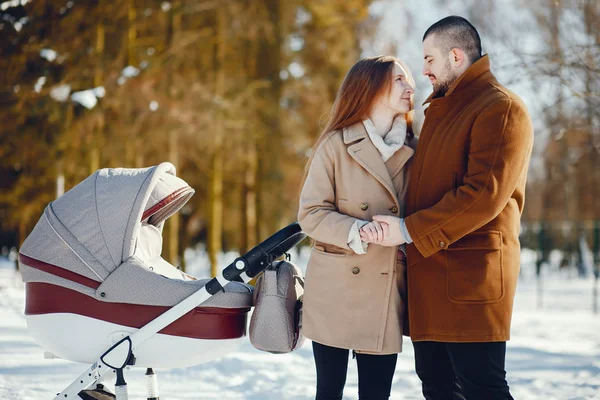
[{"left": 378, "top": 63, "right": 414, "bottom": 115}]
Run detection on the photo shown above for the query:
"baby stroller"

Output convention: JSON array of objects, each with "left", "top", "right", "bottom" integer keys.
[{"left": 18, "top": 162, "right": 306, "bottom": 399}]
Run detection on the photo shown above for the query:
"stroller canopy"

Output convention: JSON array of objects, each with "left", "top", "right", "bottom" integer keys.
[{"left": 21, "top": 162, "right": 194, "bottom": 281}]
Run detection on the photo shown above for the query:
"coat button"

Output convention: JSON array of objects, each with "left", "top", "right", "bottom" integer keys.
[
  {"left": 360, "top": 203, "right": 369, "bottom": 211},
  {"left": 439, "top": 241, "right": 446, "bottom": 248},
  {"left": 352, "top": 267, "right": 360, "bottom": 275},
  {"left": 390, "top": 206, "right": 398, "bottom": 214}
]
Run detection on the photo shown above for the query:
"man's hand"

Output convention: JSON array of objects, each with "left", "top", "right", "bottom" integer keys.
[
  {"left": 366, "top": 215, "right": 407, "bottom": 246},
  {"left": 359, "top": 220, "right": 385, "bottom": 243}
]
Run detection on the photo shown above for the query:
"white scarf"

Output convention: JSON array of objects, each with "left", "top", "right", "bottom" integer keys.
[{"left": 362, "top": 117, "right": 407, "bottom": 162}]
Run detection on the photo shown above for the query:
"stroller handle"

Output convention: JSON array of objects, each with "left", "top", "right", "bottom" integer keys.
[{"left": 222, "top": 222, "right": 307, "bottom": 282}]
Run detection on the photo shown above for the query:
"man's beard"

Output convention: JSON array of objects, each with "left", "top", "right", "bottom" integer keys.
[{"left": 432, "top": 59, "right": 457, "bottom": 98}]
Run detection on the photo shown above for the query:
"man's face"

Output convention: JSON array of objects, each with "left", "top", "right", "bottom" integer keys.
[{"left": 422, "top": 34, "right": 456, "bottom": 97}]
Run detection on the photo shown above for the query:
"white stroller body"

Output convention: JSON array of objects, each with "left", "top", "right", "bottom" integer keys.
[{"left": 19, "top": 162, "right": 306, "bottom": 399}]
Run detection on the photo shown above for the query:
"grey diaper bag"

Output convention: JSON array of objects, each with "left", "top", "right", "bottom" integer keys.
[{"left": 249, "top": 260, "right": 305, "bottom": 353}]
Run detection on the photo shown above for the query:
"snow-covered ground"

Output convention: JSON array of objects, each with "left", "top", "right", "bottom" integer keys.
[{"left": 1, "top": 251, "right": 599, "bottom": 400}]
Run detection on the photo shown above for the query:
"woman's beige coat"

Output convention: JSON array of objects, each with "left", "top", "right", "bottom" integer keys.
[{"left": 298, "top": 121, "right": 414, "bottom": 354}]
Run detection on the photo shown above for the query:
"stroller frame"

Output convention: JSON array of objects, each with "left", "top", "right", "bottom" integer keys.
[{"left": 55, "top": 223, "right": 306, "bottom": 400}]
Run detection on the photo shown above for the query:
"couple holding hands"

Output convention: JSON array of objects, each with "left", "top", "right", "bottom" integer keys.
[{"left": 298, "top": 15, "right": 533, "bottom": 400}]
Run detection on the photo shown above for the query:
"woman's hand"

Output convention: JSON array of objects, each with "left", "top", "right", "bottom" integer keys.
[
  {"left": 359, "top": 220, "right": 387, "bottom": 243},
  {"left": 360, "top": 216, "right": 408, "bottom": 247},
  {"left": 370, "top": 215, "right": 407, "bottom": 246}
]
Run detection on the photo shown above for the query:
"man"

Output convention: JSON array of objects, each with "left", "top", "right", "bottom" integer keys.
[{"left": 365, "top": 16, "right": 533, "bottom": 399}]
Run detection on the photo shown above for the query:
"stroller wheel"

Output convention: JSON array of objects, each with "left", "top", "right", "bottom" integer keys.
[{"left": 78, "top": 384, "right": 116, "bottom": 400}]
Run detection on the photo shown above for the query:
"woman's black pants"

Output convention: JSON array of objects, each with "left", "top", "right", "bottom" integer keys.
[{"left": 312, "top": 341, "right": 397, "bottom": 400}]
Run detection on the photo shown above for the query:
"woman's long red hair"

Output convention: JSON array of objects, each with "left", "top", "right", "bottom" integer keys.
[{"left": 301, "top": 55, "right": 415, "bottom": 188}]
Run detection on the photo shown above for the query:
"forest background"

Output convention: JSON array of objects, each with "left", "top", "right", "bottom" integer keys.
[{"left": 1, "top": 0, "right": 598, "bottom": 276}]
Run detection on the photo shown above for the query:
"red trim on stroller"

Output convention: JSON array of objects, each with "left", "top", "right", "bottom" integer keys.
[
  {"left": 19, "top": 253, "right": 101, "bottom": 289},
  {"left": 25, "top": 282, "right": 250, "bottom": 340},
  {"left": 142, "top": 186, "right": 192, "bottom": 221}
]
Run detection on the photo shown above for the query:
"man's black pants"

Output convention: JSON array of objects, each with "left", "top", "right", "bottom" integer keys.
[
  {"left": 312, "top": 341, "right": 397, "bottom": 400},
  {"left": 413, "top": 341, "right": 514, "bottom": 400}
]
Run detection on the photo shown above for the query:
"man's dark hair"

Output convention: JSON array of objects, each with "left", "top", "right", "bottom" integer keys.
[{"left": 423, "top": 16, "right": 482, "bottom": 64}]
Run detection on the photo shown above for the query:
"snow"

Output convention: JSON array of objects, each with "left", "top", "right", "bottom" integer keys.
[
  {"left": 71, "top": 90, "right": 98, "bottom": 109},
  {"left": 50, "top": 84, "right": 71, "bottom": 102},
  {"left": 12, "top": 16, "right": 27, "bottom": 31},
  {"left": 118, "top": 66, "right": 141, "bottom": 85},
  {"left": 122, "top": 66, "right": 140, "bottom": 78},
  {"left": 288, "top": 63, "right": 305, "bottom": 79},
  {"left": 40, "top": 49, "right": 58, "bottom": 62},
  {"left": 93, "top": 87, "right": 106, "bottom": 98},
  {"left": 34, "top": 77, "right": 46, "bottom": 93},
  {"left": 0, "top": 0, "right": 30, "bottom": 11},
  {"left": 1, "top": 253, "right": 599, "bottom": 400},
  {"left": 161, "top": 2, "right": 171, "bottom": 12},
  {"left": 289, "top": 36, "right": 304, "bottom": 52},
  {"left": 70, "top": 87, "right": 104, "bottom": 109}
]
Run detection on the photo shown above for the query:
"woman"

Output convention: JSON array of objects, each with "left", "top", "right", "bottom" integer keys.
[{"left": 298, "top": 55, "right": 416, "bottom": 400}]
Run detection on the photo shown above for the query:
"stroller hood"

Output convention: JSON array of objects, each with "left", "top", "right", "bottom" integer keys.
[{"left": 21, "top": 162, "right": 194, "bottom": 279}]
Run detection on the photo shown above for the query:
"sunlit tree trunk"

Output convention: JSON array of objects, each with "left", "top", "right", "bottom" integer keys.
[
  {"left": 165, "top": 0, "right": 183, "bottom": 268},
  {"left": 89, "top": 19, "right": 105, "bottom": 175},
  {"left": 208, "top": 4, "right": 226, "bottom": 277},
  {"left": 239, "top": 33, "right": 259, "bottom": 254},
  {"left": 124, "top": 0, "right": 138, "bottom": 168},
  {"left": 241, "top": 141, "right": 258, "bottom": 253},
  {"left": 256, "top": 0, "right": 282, "bottom": 241}
]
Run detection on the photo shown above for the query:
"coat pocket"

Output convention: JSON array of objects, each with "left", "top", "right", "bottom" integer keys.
[
  {"left": 446, "top": 231, "right": 504, "bottom": 304},
  {"left": 313, "top": 243, "right": 349, "bottom": 257}
]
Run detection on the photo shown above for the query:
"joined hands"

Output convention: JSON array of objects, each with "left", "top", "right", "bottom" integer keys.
[{"left": 359, "top": 215, "right": 407, "bottom": 247}]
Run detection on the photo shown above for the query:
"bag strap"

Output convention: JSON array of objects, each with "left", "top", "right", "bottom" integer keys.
[{"left": 262, "top": 260, "right": 286, "bottom": 296}]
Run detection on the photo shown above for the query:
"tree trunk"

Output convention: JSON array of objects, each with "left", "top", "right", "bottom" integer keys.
[
  {"left": 168, "top": 128, "right": 181, "bottom": 268},
  {"left": 90, "top": 19, "right": 105, "bottom": 175},
  {"left": 241, "top": 141, "right": 258, "bottom": 253},
  {"left": 126, "top": 0, "right": 137, "bottom": 167},
  {"left": 164, "top": 0, "right": 183, "bottom": 268},
  {"left": 255, "top": 0, "right": 282, "bottom": 241},
  {"left": 208, "top": 4, "right": 226, "bottom": 277},
  {"left": 583, "top": 0, "right": 599, "bottom": 222},
  {"left": 239, "top": 33, "right": 259, "bottom": 254},
  {"left": 57, "top": 103, "right": 73, "bottom": 199}
]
